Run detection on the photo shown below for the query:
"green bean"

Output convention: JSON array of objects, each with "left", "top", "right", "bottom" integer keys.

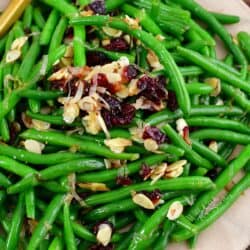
[
  {"left": 49, "top": 17, "right": 68, "bottom": 54},
  {"left": 64, "top": 200, "right": 77, "bottom": 250},
  {"left": 185, "top": 144, "right": 250, "bottom": 222},
  {"left": 177, "top": 47, "right": 250, "bottom": 93},
  {"left": 0, "top": 172, "right": 11, "bottom": 188},
  {"left": 172, "top": 173, "right": 250, "bottom": 241},
  {"left": 174, "top": 0, "right": 248, "bottom": 78},
  {"left": 133, "top": 208, "right": 148, "bottom": 223},
  {"left": 186, "top": 117, "right": 250, "bottom": 134},
  {"left": 33, "top": 8, "right": 46, "bottom": 30},
  {"left": 0, "top": 190, "right": 6, "bottom": 205},
  {"left": 13, "top": 21, "right": 28, "bottom": 56},
  {"left": 25, "top": 188, "right": 36, "bottom": 219},
  {"left": 159, "top": 144, "right": 185, "bottom": 158},
  {"left": 0, "top": 36, "right": 7, "bottom": 56},
  {"left": 237, "top": 31, "right": 250, "bottom": 62},
  {"left": 0, "top": 237, "right": 5, "bottom": 250},
  {"left": 70, "top": 15, "right": 191, "bottom": 115},
  {"left": 223, "top": 54, "right": 234, "bottom": 66},
  {"left": 47, "top": 44, "right": 67, "bottom": 71},
  {"left": 20, "top": 129, "right": 139, "bottom": 160},
  {"left": 191, "top": 129, "right": 250, "bottom": 145},
  {"left": 162, "top": 124, "right": 213, "bottom": 169},
  {"left": 22, "top": 5, "right": 33, "bottom": 30},
  {"left": 0, "top": 155, "right": 35, "bottom": 177},
  {"left": 8, "top": 158, "right": 104, "bottom": 194},
  {"left": 211, "top": 12, "right": 240, "bottom": 24},
  {"left": 73, "top": 25, "right": 86, "bottom": 66},
  {"left": 77, "top": 154, "right": 168, "bottom": 183},
  {"left": 0, "top": 143, "right": 87, "bottom": 165},
  {"left": 0, "top": 118, "right": 10, "bottom": 142},
  {"left": 18, "top": 89, "right": 63, "bottom": 100},
  {"left": 128, "top": 196, "right": 192, "bottom": 250},
  {"left": 175, "top": 215, "right": 198, "bottom": 233},
  {"left": 221, "top": 81, "right": 250, "bottom": 111},
  {"left": 6, "top": 193, "right": 25, "bottom": 250},
  {"left": 40, "top": 9, "right": 60, "bottom": 45},
  {"left": 27, "top": 194, "right": 65, "bottom": 250},
  {"left": 145, "top": 105, "right": 243, "bottom": 126},
  {"left": 17, "top": 38, "right": 41, "bottom": 81},
  {"left": 84, "top": 177, "right": 214, "bottom": 206},
  {"left": 48, "top": 236, "right": 63, "bottom": 250},
  {"left": 41, "top": 0, "right": 78, "bottom": 16},
  {"left": 185, "top": 83, "right": 213, "bottom": 95},
  {"left": 191, "top": 139, "right": 227, "bottom": 167}
]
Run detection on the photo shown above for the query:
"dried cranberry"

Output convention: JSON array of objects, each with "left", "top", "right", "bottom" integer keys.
[
  {"left": 93, "top": 221, "right": 113, "bottom": 235},
  {"left": 87, "top": 51, "right": 110, "bottom": 66},
  {"left": 89, "top": 0, "right": 106, "bottom": 14},
  {"left": 89, "top": 243, "right": 114, "bottom": 250},
  {"left": 104, "top": 38, "right": 129, "bottom": 52},
  {"left": 142, "top": 126, "right": 167, "bottom": 144},
  {"left": 67, "top": 77, "right": 82, "bottom": 96},
  {"left": 167, "top": 90, "right": 178, "bottom": 111},
  {"left": 92, "top": 73, "right": 118, "bottom": 94},
  {"left": 101, "top": 94, "right": 136, "bottom": 128},
  {"left": 116, "top": 175, "right": 133, "bottom": 186},
  {"left": 137, "top": 75, "right": 167, "bottom": 104},
  {"left": 139, "top": 163, "right": 152, "bottom": 180},
  {"left": 122, "top": 65, "right": 139, "bottom": 82},
  {"left": 141, "top": 190, "right": 162, "bottom": 204},
  {"left": 206, "top": 169, "right": 219, "bottom": 181},
  {"left": 183, "top": 126, "right": 191, "bottom": 145}
]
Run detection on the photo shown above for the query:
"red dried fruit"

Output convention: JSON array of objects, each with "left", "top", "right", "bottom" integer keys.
[
  {"left": 139, "top": 163, "right": 153, "bottom": 180},
  {"left": 101, "top": 94, "right": 136, "bottom": 128},
  {"left": 167, "top": 90, "right": 178, "bottom": 111},
  {"left": 89, "top": 244, "right": 114, "bottom": 250},
  {"left": 92, "top": 73, "right": 118, "bottom": 94},
  {"left": 116, "top": 175, "right": 133, "bottom": 186},
  {"left": 87, "top": 51, "right": 110, "bottom": 66},
  {"left": 89, "top": 0, "right": 106, "bottom": 14},
  {"left": 122, "top": 65, "right": 139, "bottom": 82},
  {"left": 183, "top": 126, "right": 191, "bottom": 145},
  {"left": 104, "top": 38, "right": 129, "bottom": 52},
  {"left": 137, "top": 75, "right": 167, "bottom": 104},
  {"left": 142, "top": 126, "right": 167, "bottom": 145},
  {"left": 141, "top": 190, "right": 162, "bottom": 205}
]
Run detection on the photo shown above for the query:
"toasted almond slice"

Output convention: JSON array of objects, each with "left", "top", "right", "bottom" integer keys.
[
  {"left": 144, "top": 138, "right": 159, "bottom": 152},
  {"left": 205, "top": 77, "right": 221, "bottom": 96},
  {"left": 165, "top": 160, "right": 186, "bottom": 178},
  {"left": 150, "top": 163, "right": 168, "bottom": 184},
  {"left": 11, "top": 36, "right": 28, "bottom": 50},
  {"left": 32, "top": 119, "right": 50, "bottom": 131},
  {"left": 48, "top": 67, "right": 70, "bottom": 81},
  {"left": 6, "top": 50, "right": 21, "bottom": 63},
  {"left": 176, "top": 118, "right": 188, "bottom": 136},
  {"left": 24, "top": 139, "right": 45, "bottom": 154},
  {"left": 209, "top": 141, "right": 218, "bottom": 153},
  {"left": 96, "top": 224, "right": 112, "bottom": 246},
  {"left": 78, "top": 182, "right": 110, "bottom": 191},
  {"left": 147, "top": 50, "right": 164, "bottom": 70},
  {"left": 82, "top": 112, "right": 102, "bottom": 135},
  {"left": 102, "top": 26, "right": 122, "bottom": 38},
  {"left": 167, "top": 201, "right": 183, "bottom": 220},
  {"left": 132, "top": 193, "right": 155, "bottom": 209},
  {"left": 104, "top": 138, "right": 132, "bottom": 153},
  {"left": 63, "top": 103, "right": 80, "bottom": 124}
]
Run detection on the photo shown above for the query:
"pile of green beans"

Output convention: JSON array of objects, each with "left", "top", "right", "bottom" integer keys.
[{"left": 0, "top": 0, "right": 249, "bottom": 249}]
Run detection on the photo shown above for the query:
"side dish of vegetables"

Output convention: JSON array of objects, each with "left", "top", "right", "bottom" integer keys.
[{"left": 0, "top": 0, "right": 250, "bottom": 249}]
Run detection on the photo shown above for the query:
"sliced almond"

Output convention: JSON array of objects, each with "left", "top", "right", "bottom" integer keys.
[
  {"left": 155, "top": 34, "right": 165, "bottom": 41},
  {"left": 78, "top": 182, "right": 110, "bottom": 191},
  {"left": 176, "top": 118, "right": 188, "bottom": 136},
  {"left": 209, "top": 141, "right": 218, "bottom": 153},
  {"left": 132, "top": 193, "right": 155, "bottom": 209},
  {"left": 150, "top": 163, "right": 168, "bottom": 184},
  {"left": 63, "top": 103, "right": 80, "bottom": 124},
  {"left": 205, "top": 78, "right": 221, "bottom": 96},
  {"left": 24, "top": 139, "right": 45, "bottom": 154},
  {"left": 80, "top": 9, "right": 94, "bottom": 16},
  {"left": 48, "top": 67, "right": 70, "bottom": 81},
  {"left": 82, "top": 112, "right": 102, "bottom": 135},
  {"left": 124, "top": 15, "right": 140, "bottom": 29},
  {"left": 96, "top": 224, "right": 112, "bottom": 246},
  {"left": 11, "top": 36, "right": 28, "bottom": 50},
  {"left": 104, "top": 138, "right": 132, "bottom": 154},
  {"left": 147, "top": 50, "right": 164, "bottom": 70},
  {"left": 32, "top": 119, "right": 50, "bottom": 131},
  {"left": 102, "top": 39, "right": 111, "bottom": 46},
  {"left": 6, "top": 50, "right": 21, "bottom": 63},
  {"left": 165, "top": 160, "right": 186, "bottom": 178},
  {"left": 144, "top": 138, "right": 159, "bottom": 152},
  {"left": 167, "top": 201, "right": 183, "bottom": 220},
  {"left": 102, "top": 26, "right": 122, "bottom": 38}
]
